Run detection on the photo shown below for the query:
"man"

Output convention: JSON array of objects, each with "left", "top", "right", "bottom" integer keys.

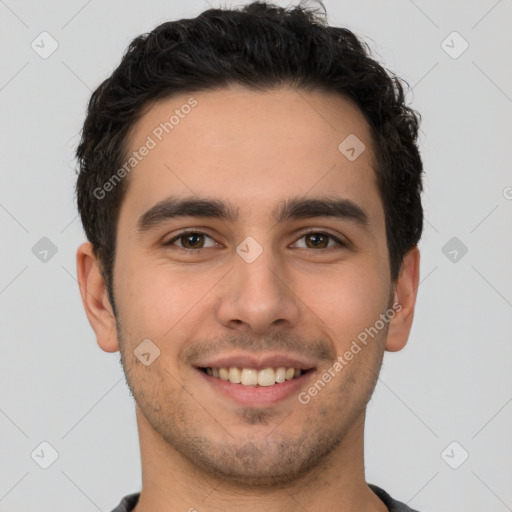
[{"left": 75, "top": 1, "right": 423, "bottom": 511}]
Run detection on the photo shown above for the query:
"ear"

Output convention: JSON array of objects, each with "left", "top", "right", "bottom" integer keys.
[
  {"left": 385, "top": 246, "right": 420, "bottom": 352},
  {"left": 76, "top": 242, "right": 120, "bottom": 353}
]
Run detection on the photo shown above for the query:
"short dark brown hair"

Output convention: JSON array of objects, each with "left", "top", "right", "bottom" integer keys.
[{"left": 75, "top": 1, "right": 424, "bottom": 311}]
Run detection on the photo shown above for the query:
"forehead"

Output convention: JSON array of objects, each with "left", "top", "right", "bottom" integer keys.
[{"left": 119, "top": 85, "right": 383, "bottom": 230}]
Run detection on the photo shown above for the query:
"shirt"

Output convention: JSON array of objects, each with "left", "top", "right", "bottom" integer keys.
[{"left": 109, "top": 483, "right": 420, "bottom": 511}]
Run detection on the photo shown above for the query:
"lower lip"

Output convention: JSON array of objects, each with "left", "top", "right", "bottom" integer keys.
[{"left": 197, "top": 369, "right": 314, "bottom": 407}]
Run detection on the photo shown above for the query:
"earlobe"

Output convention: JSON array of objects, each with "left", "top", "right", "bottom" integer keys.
[
  {"left": 76, "top": 242, "right": 120, "bottom": 353},
  {"left": 385, "top": 246, "right": 420, "bottom": 352}
]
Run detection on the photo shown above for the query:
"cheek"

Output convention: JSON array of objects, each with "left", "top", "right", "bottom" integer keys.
[
  {"left": 117, "top": 258, "right": 222, "bottom": 340},
  {"left": 302, "top": 262, "right": 390, "bottom": 347}
]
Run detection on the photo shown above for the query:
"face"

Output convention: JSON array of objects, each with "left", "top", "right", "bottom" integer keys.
[{"left": 95, "top": 85, "right": 407, "bottom": 485}]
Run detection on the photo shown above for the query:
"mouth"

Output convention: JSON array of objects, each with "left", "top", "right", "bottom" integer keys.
[
  {"left": 194, "top": 362, "right": 316, "bottom": 407},
  {"left": 198, "top": 366, "right": 311, "bottom": 386}
]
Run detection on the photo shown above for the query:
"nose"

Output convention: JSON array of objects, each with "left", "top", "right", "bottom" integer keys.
[{"left": 215, "top": 242, "right": 302, "bottom": 334}]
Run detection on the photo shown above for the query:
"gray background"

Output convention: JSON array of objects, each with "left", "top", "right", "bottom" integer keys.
[{"left": 1, "top": 1, "right": 511, "bottom": 511}]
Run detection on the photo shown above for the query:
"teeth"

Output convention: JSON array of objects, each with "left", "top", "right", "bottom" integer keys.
[
  {"left": 228, "top": 367, "right": 241, "bottom": 383},
  {"left": 275, "top": 367, "right": 286, "bottom": 383},
  {"left": 240, "top": 368, "right": 258, "bottom": 386},
  {"left": 204, "top": 366, "right": 306, "bottom": 386},
  {"left": 257, "top": 368, "right": 275, "bottom": 386}
]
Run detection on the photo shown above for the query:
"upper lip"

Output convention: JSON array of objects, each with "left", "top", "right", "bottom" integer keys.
[{"left": 194, "top": 352, "right": 317, "bottom": 371}]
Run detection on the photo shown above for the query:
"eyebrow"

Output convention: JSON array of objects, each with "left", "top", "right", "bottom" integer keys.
[{"left": 136, "top": 195, "right": 369, "bottom": 234}]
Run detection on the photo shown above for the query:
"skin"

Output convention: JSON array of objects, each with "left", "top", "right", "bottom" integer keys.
[{"left": 77, "top": 84, "right": 419, "bottom": 512}]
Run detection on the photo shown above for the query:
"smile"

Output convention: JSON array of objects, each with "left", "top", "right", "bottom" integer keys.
[
  {"left": 200, "top": 366, "right": 308, "bottom": 386},
  {"left": 197, "top": 366, "right": 315, "bottom": 407}
]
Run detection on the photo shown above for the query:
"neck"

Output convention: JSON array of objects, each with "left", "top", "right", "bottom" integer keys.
[{"left": 132, "top": 408, "right": 388, "bottom": 512}]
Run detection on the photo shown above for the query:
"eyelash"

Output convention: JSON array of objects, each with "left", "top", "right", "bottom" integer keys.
[{"left": 163, "top": 229, "right": 348, "bottom": 252}]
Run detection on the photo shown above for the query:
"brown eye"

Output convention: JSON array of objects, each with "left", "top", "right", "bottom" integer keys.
[
  {"left": 295, "top": 231, "right": 345, "bottom": 250},
  {"left": 180, "top": 233, "right": 204, "bottom": 249},
  {"left": 165, "top": 232, "right": 216, "bottom": 250},
  {"left": 304, "top": 233, "right": 329, "bottom": 248}
]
